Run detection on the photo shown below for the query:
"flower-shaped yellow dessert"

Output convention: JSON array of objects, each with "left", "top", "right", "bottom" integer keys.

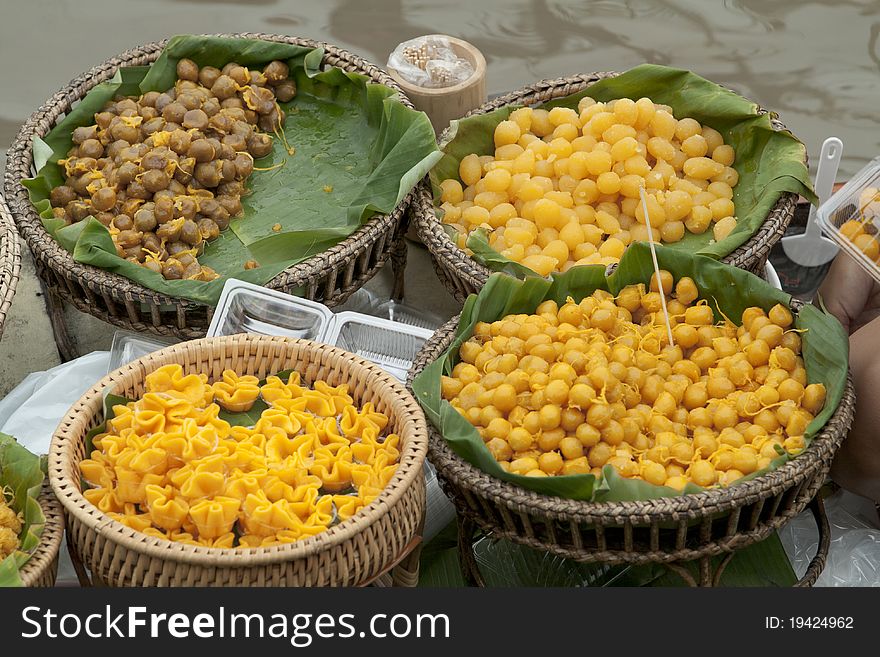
[
  {"left": 81, "top": 367, "right": 401, "bottom": 548},
  {"left": 212, "top": 371, "right": 261, "bottom": 413}
]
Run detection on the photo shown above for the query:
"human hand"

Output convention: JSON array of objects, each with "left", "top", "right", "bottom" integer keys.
[{"left": 816, "top": 252, "right": 880, "bottom": 335}]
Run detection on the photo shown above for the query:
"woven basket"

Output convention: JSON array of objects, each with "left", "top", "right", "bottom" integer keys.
[
  {"left": 0, "top": 194, "right": 21, "bottom": 340},
  {"left": 414, "top": 72, "right": 800, "bottom": 303},
  {"left": 50, "top": 334, "right": 428, "bottom": 586},
  {"left": 3, "top": 33, "right": 420, "bottom": 341},
  {"left": 406, "top": 298, "right": 854, "bottom": 581},
  {"left": 18, "top": 481, "right": 65, "bottom": 587}
]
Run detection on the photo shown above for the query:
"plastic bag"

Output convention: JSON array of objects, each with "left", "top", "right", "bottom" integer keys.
[
  {"left": 424, "top": 461, "right": 456, "bottom": 542},
  {"left": 388, "top": 36, "right": 474, "bottom": 88},
  {"left": 0, "top": 351, "right": 110, "bottom": 456},
  {"left": 778, "top": 490, "right": 880, "bottom": 586}
]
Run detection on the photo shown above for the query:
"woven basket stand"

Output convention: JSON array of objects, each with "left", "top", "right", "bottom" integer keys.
[
  {"left": 407, "top": 297, "right": 854, "bottom": 587},
  {"left": 3, "top": 33, "right": 423, "bottom": 361},
  {"left": 413, "top": 72, "right": 800, "bottom": 304},
  {"left": 0, "top": 194, "right": 21, "bottom": 341},
  {"left": 50, "top": 335, "right": 428, "bottom": 586},
  {"left": 18, "top": 481, "right": 65, "bottom": 587}
]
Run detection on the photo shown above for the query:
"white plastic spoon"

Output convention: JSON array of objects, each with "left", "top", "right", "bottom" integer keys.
[{"left": 781, "top": 137, "right": 842, "bottom": 266}]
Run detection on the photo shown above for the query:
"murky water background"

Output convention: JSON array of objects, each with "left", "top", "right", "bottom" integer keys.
[{"left": 1, "top": 0, "right": 878, "bottom": 176}]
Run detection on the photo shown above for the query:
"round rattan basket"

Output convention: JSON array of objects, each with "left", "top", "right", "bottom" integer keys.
[
  {"left": 407, "top": 299, "right": 855, "bottom": 587},
  {"left": 3, "top": 33, "right": 421, "bottom": 347},
  {"left": 18, "top": 481, "right": 65, "bottom": 587},
  {"left": 50, "top": 334, "right": 428, "bottom": 587},
  {"left": 0, "top": 194, "right": 21, "bottom": 340},
  {"left": 414, "top": 72, "right": 800, "bottom": 303}
]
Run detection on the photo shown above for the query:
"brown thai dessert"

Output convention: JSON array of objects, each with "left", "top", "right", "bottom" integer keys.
[{"left": 48, "top": 58, "right": 298, "bottom": 281}]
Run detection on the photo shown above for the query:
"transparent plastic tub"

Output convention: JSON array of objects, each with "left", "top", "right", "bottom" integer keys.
[
  {"left": 817, "top": 156, "right": 880, "bottom": 283},
  {"left": 207, "top": 281, "right": 334, "bottom": 340},
  {"left": 326, "top": 312, "right": 433, "bottom": 382},
  {"left": 333, "top": 287, "right": 444, "bottom": 330},
  {"left": 107, "top": 331, "right": 176, "bottom": 373}
]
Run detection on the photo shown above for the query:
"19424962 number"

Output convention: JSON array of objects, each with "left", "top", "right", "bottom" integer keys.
[{"left": 766, "top": 617, "right": 854, "bottom": 629}]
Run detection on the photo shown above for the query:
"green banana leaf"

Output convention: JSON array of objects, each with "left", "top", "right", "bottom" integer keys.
[
  {"left": 431, "top": 63, "right": 815, "bottom": 277},
  {"left": 411, "top": 242, "right": 849, "bottom": 502},
  {"left": 417, "top": 520, "right": 796, "bottom": 587},
  {"left": 23, "top": 34, "right": 441, "bottom": 305},
  {"left": 0, "top": 435, "right": 46, "bottom": 587}
]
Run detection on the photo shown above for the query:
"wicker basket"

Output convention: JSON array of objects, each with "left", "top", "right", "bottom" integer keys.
[
  {"left": 3, "top": 33, "right": 420, "bottom": 349},
  {"left": 18, "top": 481, "right": 65, "bottom": 587},
  {"left": 407, "top": 299, "right": 855, "bottom": 586},
  {"left": 0, "top": 194, "right": 21, "bottom": 340},
  {"left": 414, "top": 72, "right": 800, "bottom": 303},
  {"left": 50, "top": 334, "right": 428, "bottom": 586}
]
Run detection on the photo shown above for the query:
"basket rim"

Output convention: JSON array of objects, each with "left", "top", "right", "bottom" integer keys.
[
  {"left": 49, "top": 334, "right": 429, "bottom": 566},
  {"left": 408, "top": 305, "right": 854, "bottom": 524},
  {"left": 413, "top": 70, "right": 800, "bottom": 289},
  {"left": 18, "top": 482, "right": 64, "bottom": 587},
  {"left": 0, "top": 193, "right": 22, "bottom": 340},
  {"left": 2, "top": 32, "right": 417, "bottom": 311}
]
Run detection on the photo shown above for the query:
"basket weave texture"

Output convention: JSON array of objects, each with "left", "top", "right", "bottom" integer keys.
[
  {"left": 3, "top": 33, "right": 419, "bottom": 339},
  {"left": 50, "top": 334, "right": 428, "bottom": 586},
  {"left": 0, "top": 194, "right": 20, "bottom": 340},
  {"left": 407, "top": 300, "right": 854, "bottom": 565},
  {"left": 414, "top": 72, "right": 799, "bottom": 303},
  {"left": 18, "top": 482, "right": 64, "bottom": 587}
]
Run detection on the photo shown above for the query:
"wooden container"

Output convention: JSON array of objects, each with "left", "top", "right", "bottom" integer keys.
[
  {"left": 50, "top": 335, "right": 429, "bottom": 587},
  {"left": 0, "top": 194, "right": 20, "bottom": 341},
  {"left": 407, "top": 297, "right": 854, "bottom": 586},
  {"left": 4, "top": 33, "right": 420, "bottom": 357},
  {"left": 411, "top": 73, "right": 800, "bottom": 302},
  {"left": 18, "top": 482, "right": 64, "bottom": 587},
  {"left": 387, "top": 35, "right": 487, "bottom": 135}
]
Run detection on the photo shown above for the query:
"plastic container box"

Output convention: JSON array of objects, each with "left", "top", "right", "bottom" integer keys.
[
  {"left": 107, "top": 331, "right": 176, "bottom": 372},
  {"left": 326, "top": 312, "right": 433, "bottom": 382},
  {"left": 207, "top": 280, "right": 435, "bottom": 382},
  {"left": 817, "top": 156, "right": 880, "bottom": 283},
  {"left": 207, "top": 282, "right": 334, "bottom": 340}
]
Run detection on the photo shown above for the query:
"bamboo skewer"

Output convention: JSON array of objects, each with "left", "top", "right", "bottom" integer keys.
[{"left": 639, "top": 186, "right": 675, "bottom": 348}]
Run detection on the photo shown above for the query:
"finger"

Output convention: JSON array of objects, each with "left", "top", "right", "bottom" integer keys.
[
  {"left": 817, "top": 254, "right": 873, "bottom": 333},
  {"left": 830, "top": 318, "right": 880, "bottom": 502}
]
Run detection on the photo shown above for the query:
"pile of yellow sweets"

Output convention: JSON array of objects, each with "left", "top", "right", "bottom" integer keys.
[
  {"left": 0, "top": 495, "right": 22, "bottom": 558},
  {"left": 441, "top": 272, "right": 826, "bottom": 490},
  {"left": 438, "top": 97, "right": 740, "bottom": 276},
  {"left": 838, "top": 186, "right": 880, "bottom": 262},
  {"left": 80, "top": 364, "right": 400, "bottom": 548}
]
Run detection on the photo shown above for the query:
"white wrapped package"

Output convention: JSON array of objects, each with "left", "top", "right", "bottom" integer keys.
[
  {"left": 0, "top": 351, "right": 110, "bottom": 455},
  {"left": 387, "top": 36, "right": 474, "bottom": 88},
  {"left": 778, "top": 490, "right": 880, "bottom": 586}
]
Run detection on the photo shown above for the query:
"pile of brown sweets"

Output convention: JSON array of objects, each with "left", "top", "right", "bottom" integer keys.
[{"left": 48, "top": 58, "right": 298, "bottom": 280}]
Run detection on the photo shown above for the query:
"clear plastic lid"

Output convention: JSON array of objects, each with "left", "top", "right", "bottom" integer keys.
[
  {"left": 108, "top": 331, "right": 176, "bottom": 373},
  {"left": 816, "top": 156, "right": 880, "bottom": 282}
]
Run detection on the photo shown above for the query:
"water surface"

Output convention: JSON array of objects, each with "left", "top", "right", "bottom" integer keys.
[{"left": 1, "top": 0, "right": 878, "bottom": 176}]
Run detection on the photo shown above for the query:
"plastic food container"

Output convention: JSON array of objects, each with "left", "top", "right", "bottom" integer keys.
[
  {"left": 817, "top": 156, "right": 880, "bottom": 282},
  {"left": 207, "top": 280, "right": 434, "bottom": 383},
  {"left": 108, "top": 331, "right": 176, "bottom": 372},
  {"left": 208, "top": 281, "right": 335, "bottom": 341},
  {"left": 327, "top": 312, "right": 433, "bottom": 382}
]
